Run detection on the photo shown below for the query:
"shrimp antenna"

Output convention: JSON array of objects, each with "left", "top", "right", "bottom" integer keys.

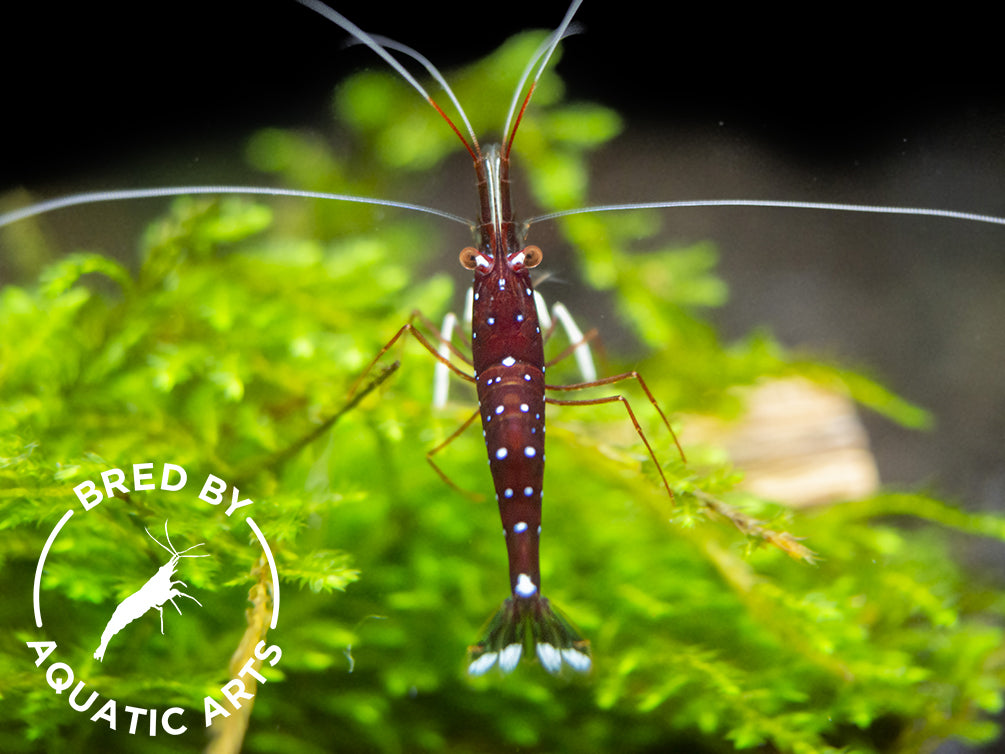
[
  {"left": 0, "top": 187, "right": 473, "bottom": 230},
  {"left": 293, "top": 0, "right": 478, "bottom": 160},
  {"left": 364, "top": 35, "right": 479, "bottom": 156},
  {"left": 145, "top": 520, "right": 210, "bottom": 558},
  {"left": 525, "top": 199, "right": 1005, "bottom": 228},
  {"left": 502, "top": 0, "right": 583, "bottom": 157},
  {"left": 500, "top": 26, "right": 576, "bottom": 154}
]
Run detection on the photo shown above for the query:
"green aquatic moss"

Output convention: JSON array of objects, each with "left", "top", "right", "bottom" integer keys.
[{"left": 1, "top": 30, "right": 1003, "bottom": 754}]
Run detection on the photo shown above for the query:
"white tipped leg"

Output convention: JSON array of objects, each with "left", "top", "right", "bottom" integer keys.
[
  {"left": 463, "top": 285, "right": 474, "bottom": 327},
  {"left": 550, "top": 302, "right": 596, "bottom": 383},
  {"left": 433, "top": 311, "right": 459, "bottom": 408},
  {"left": 533, "top": 290, "right": 553, "bottom": 333},
  {"left": 533, "top": 292, "right": 598, "bottom": 383}
]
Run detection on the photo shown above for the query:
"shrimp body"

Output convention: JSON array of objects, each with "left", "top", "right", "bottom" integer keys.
[
  {"left": 470, "top": 148, "right": 547, "bottom": 599},
  {"left": 463, "top": 148, "right": 591, "bottom": 675},
  {"left": 93, "top": 523, "right": 208, "bottom": 662}
]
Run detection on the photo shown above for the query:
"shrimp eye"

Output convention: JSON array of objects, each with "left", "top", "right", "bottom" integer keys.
[
  {"left": 459, "top": 247, "right": 480, "bottom": 270},
  {"left": 521, "top": 245, "right": 543, "bottom": 268}
]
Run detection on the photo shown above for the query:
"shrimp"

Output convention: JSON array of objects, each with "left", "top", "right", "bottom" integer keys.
[
  {"left": 93, "top": 521, "right": 209, "bottom": 662},
  {"left": 318, "top": 0, "right": 612, "bottom": 675}
]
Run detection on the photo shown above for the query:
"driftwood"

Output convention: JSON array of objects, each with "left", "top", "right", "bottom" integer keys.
[{"left": 684, "top": 378, "right": 879, "bottom": 508}]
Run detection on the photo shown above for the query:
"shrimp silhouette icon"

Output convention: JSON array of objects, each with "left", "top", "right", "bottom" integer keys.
[{"left": 93, "top": 521, "right": 209, "bottom": 662}]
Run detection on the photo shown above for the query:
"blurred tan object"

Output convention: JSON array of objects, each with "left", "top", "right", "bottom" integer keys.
[{"left": 685, "top": 378, "right": 879, "bottom": 507}]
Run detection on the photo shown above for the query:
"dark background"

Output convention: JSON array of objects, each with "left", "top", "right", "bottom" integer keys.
[
  {"left": 3, "top": 4, "right": 1003, "bottom": 751},
  {"left": 4, "top": 1, "right": 1001, "bottom": 182}
]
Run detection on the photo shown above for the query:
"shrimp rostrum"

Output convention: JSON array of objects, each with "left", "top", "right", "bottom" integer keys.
[{"left": 93, "top": 521, "right": 209, "bottom": 662}]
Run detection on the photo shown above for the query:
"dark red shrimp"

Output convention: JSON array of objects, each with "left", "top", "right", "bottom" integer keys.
[
  {"left": 298, "top": 0, "right": 704, "bottom": 674},
  {"left": 297, "top": 0, "right": 598, "bottom": 673},
  {"left": 460, "top": 143, "right": 591, "bottom": 674}
]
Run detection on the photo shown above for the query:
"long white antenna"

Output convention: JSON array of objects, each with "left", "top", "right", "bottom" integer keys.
[
  {"left": 0, "top": 186, "right": 472, "bottom": 229},
  {"left": 526, "top": 199, "right": 1005, "bottom": 228},
  {"left": 293, "top": 0, "right": 432, "bottom": 103},
  {"left": 293, "top": 0, "right": 477, "bottom": 157},
  {"left": 501, "top": 0, "right": 583, "bottom": 147},
  {"left": 367, "top": 35, "right": 479, "bottom": 152}
]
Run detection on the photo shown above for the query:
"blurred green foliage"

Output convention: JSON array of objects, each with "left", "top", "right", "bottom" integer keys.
[{"left": 2, "top": 30, "right": 1005, "bottom": 754}]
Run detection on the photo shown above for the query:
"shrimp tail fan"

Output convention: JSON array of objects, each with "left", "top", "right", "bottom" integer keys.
[{"left": 467, "top": 594, "right": 591, "bottom": 675}]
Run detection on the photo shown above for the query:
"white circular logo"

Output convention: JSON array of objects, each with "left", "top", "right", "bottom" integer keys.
[{"left": 28, "top": 462, "right": 282, "bottom": 737}]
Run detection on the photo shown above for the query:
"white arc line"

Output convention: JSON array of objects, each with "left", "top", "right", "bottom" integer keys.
[
  {"left": 34, "top": 509, "right": 74, "bottom": 628},
  {"left": 246, "top": 517, "right": 280, "bottom": 630}
]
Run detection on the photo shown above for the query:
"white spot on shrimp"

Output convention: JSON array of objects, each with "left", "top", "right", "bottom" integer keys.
[
  {"left": 524, "top": 486, "right": 533, "bottom": 497},
  {"left": 524, "top": 374, "right": 531, "bottom": 382},
  {"left": 474, "top": 292, "right": 480, "bottom": 301},
  {"left": 496, "top": 447, "right": 508, "bottom": 460},
  {"left": 525, "top": 287, "right": 531, "bottom": 296},
  {"left": 524, "top": 446, "right": 537, "bottom": 458},
  {"left": 504, "top": 488, "right": 514, "bottom": 498},
  {"left": 537, "top": 525, "right": 542, "bottom": 535},
  {"left": 535, "top": 413, "right": 540, "bottom": 420},
  {"left": 519, "top": 403, "right": 529, "bottom": 412},
  {"left": 501, "top": 356, "right": 516, "bottom": 367},
  {"left": 499, "top": 278, "right": 506, "bottom": 290},
  {"left": 516, "top": 314, "right": 524, "bottom": 322},
  {"left": 513, "top": 521, "right": 528, "bottom": 533},
  {"left": 495, "top": 405, "right": 504, "bottom": 415},
  {"left": 515, "top": 573, "right": 537, "bottom": 597},
  {"left": 487, "top": 317, "right": 495, "bottom": 325}
]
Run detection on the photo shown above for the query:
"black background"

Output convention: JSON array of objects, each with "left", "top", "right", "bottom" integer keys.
[{"left": 4, "top": 0, "right": 1001, "bottom": 182}]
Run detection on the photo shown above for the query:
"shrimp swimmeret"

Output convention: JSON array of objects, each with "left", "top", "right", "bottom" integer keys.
[{"left": 93, "top": 522, "right": 209, "bottom": 662}]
